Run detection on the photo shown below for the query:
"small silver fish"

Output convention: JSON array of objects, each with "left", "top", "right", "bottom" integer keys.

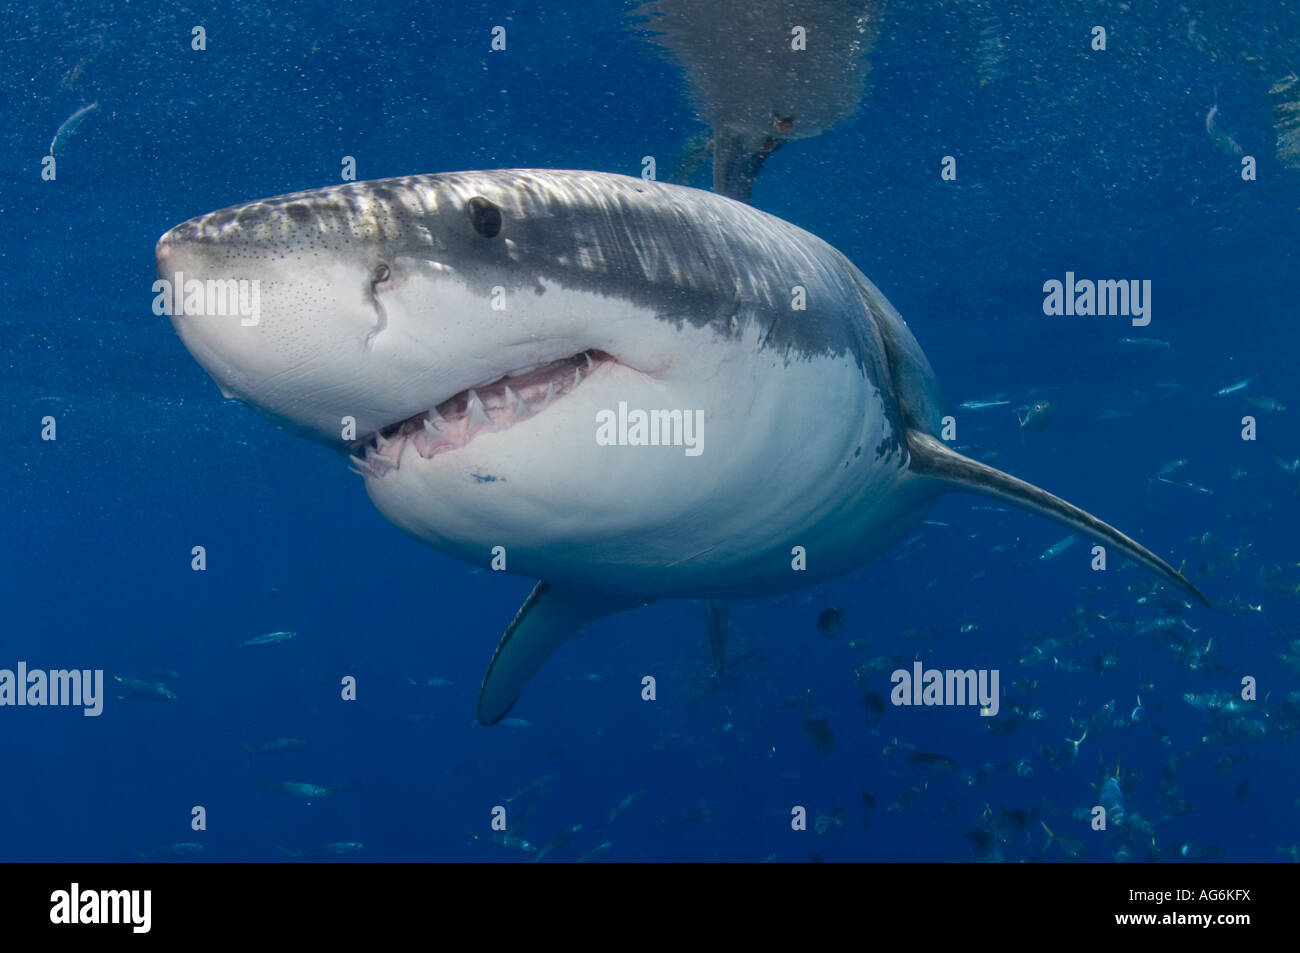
[
  {"left": 475, "top": 830, "right": 536, "bottom": 853},
  {"left": 278, "top": 842, "right": 363, "bottom": 859},
  {"left": 502, "top": 773, "right": 559, "bottom": 804},
  {"left": 1244, "top": 395, "right": 1286, "bottom": 413},
  {"left": 49, "top": 101, "right": 99, "bottom": 156},
  {"left": 1156, "top": 477, "right": 1213, "bottom": 495},
  {"left": 139, "top": 842, "right": 204, "bottom": 858},
  {"left": 1216, "top": 375, "right": 1257, "bottom": 397},
  {"left": 241, "top": 737, "right": 306, "bottom": 755},
  {"left": 958, "top": 397, "right": 1010, "bottom": 410},
  {"left": 1039, "top": 534, "right": 1078, "bottom": 560},
  {"left": 238, "top": 630, "right": 297, "bottom": 648},
  {"left": 576, "top": 840, "right": 613, "bottom": 863},
  {"left": 1017, "top": 400, "right": 1054, "bottom": 430},
  {"left": 605, "top": 790, "right": 643, "bottom": 827},
  {"left": 533, "top": 825, "right": 582, "bottom": 862},
  {"left": 1119, "top": 337, "right": 1172, "bottom": 349},
  {"left": 112, "top": 674, "right": 177, "bottom": 702},
  {"left": 1206, "top": 100, "right": 1244, "bottom": 156},
  {"left": 258, "top": 780, "right": 331, "bottom": 798}
]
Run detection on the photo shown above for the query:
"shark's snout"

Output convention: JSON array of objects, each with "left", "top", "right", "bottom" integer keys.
[
  {"left": 154, "top": 179, "right": 615, "bottom": 452},
  {"left": 153, "top": 205, "right": 384, "bottom": 443},
  {"left": 154, "top": 235, "right": 173, "bottom": 267}
]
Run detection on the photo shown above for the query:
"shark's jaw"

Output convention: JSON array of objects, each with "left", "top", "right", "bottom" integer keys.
[{"left": 354, "top": 349, "right": 617, "bottom": 477}]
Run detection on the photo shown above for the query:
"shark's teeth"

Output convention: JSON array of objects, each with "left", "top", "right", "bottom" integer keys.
[
  {"left": 504, "top": 385, "right": 529, "bottom": 421},
  {"left": 367, "top": 444, "right": 400, "bottom": 467},
  {"left": 466, "top": 389, "right": 491, "bottom": 428},
  {"left": 364, "top": 446, "right": 398, "bottom": 475},
  {"left": 348, "top": 454, "right": 374, "bottom": 477},
  {"left": 360, "top": 349, "right": 616, "bottom": 477}
]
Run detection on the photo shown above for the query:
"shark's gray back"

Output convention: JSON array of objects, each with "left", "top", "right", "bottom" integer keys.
[{"left": 173, "top": 169, "right": 906, "bottom": 375}]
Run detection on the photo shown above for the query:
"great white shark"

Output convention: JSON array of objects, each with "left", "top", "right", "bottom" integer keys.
[{"left": 156, "top": 169, "right": 1208, "bottom": 725}]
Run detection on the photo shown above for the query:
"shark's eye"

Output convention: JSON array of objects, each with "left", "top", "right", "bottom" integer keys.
[
  {"left": 372, "top": 263, "right": 390, "bottom": 287},
  {"left": 468, "top": 197, "right": 502, "bottom": 238}
]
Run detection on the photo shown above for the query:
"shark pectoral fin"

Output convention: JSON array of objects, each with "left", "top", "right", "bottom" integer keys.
[
  {"left": 705, "top": 599, "right": 729, "bottom": 677},
  {"left": 905, "top": 429, "right": 1210, "bottom": 607},
  {"left": 477, "top": 582, "right": 651, "bottom": 726}
]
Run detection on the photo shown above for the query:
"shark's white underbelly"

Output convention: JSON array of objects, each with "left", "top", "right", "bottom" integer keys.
[{"left": 362, "top": 283, "right": 924, "bottom": 597}]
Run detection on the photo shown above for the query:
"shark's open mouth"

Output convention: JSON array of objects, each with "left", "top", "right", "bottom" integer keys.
[{"left": 351, "top": 349, "right": 615, "bottom": 477}]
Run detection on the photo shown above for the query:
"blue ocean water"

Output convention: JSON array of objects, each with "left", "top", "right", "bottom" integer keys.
[{"left": 2, "top": 1, "right": 1297, "bottom": 862}]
